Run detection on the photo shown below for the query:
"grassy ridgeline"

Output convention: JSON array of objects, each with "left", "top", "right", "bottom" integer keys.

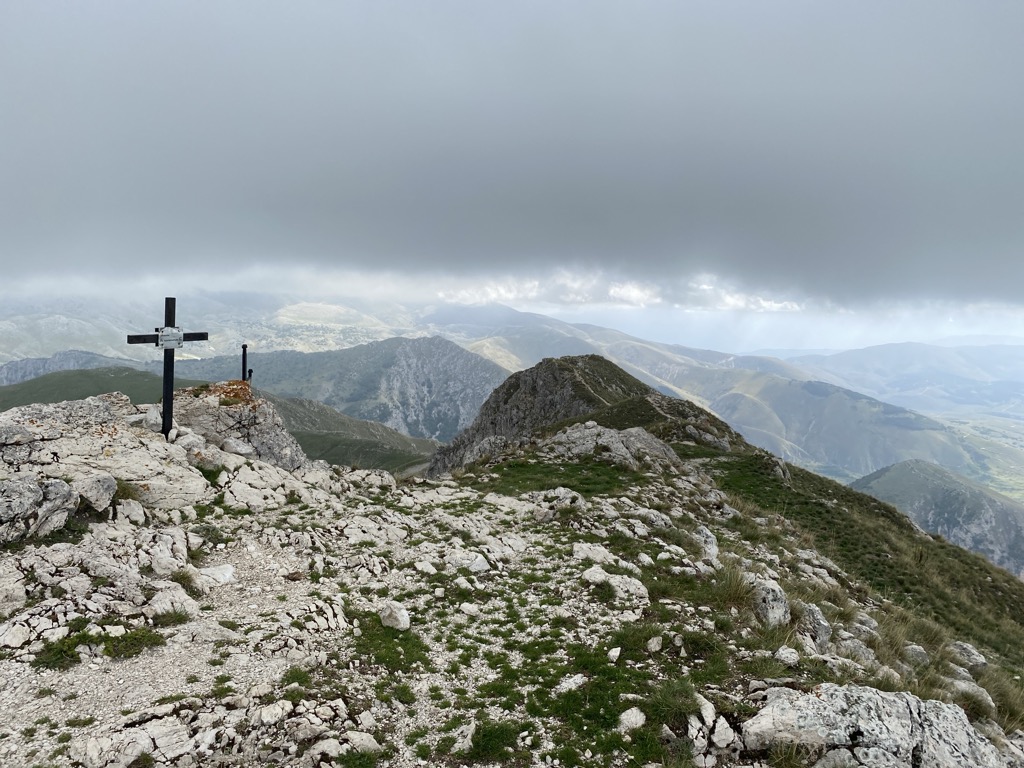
[{"left": 0, "top": 367, "right": 207, "bottom": 410}]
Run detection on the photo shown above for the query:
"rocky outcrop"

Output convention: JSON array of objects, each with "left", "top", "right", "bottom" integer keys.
[
  {"left": 0, "top": 384, "right": 311, "bottom": 544},
  {"left": 428, "top": 354, "right": 737, "bottom": 476},
  {"left": 429, "top": 355, "right": 650, "bottom": 475},
  {"left": 538, "top": 421, "right": 681, "bottom": 472},
  {"left": 0, "top": 477, "right": 79, "bottom": 544},
  {"left": 172, "top": 382, "right": 308, "bottom": 471},
  {"left": 742, "top": 683, "right": 1024, "bottom": 767}
]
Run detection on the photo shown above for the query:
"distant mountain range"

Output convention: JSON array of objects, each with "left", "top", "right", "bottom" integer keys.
[
  {"left": 790, "top": 342, "right": 1024, "bottom": 418},
  {"left": 3, "top": 297, "right": 1024, "bottom": 500},
  {"left": 852, "top": 459, "right": 1024, "bottom": 580}
]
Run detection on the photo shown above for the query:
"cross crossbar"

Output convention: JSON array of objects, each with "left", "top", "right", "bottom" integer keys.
[
  {"left": 127, "top": 332, "right": 208, "bottom": 345},
  {"left": 126, "top": 297, "right": 209, "bottom": 438}
]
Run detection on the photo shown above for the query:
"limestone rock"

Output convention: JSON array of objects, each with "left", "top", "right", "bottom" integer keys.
[
  {"left": 0, "top": 622, "right": 31, "bottom": 648},
  {"left": 947, "top": 640, "right": 988, "bottom": 673},
  {"left": 345, "top": 730, "right": 383, "bottom": 753},
  {"left": 539, "top": 422, "right": 681, "bottom": 473},
  {"left": 198, "top": 564, "right": 236, "bottom": 586},
  {"left": 308, "top": 738, "right": 344, "bottom": 760},
  {"left": 742, "top": 683, "right": 1008, "bottom": 767},
  {"left": 618, "top": 706, "right": 646, "bottom": 733},
  {"left": 173, "top": 386, "right": 309, "bottom": 471},
  {"left": 255, "top": 700, "right": 294, "bottom": 726},
  {"left": 711, "top": 715, "right": 737, "bottom": 749},
  {"left": 0, "top": 477, "right": 79, "bottom": 544},
  {"left": 143, "top": 582, "right": 201, "bottom": 619},
  {"left": 221, "top": 436, "right": 256, "bottom": 457},
  {"left": 145, "top": 716, "right": 193, "bottom": 761},
  {"left": 378, "top": 600, "right": 411, "bottom": 631},
  {"left": 812, "top": 750, "right": 860, "bottom": 768},
  {"left": 748, "top": 575, "right": 791, "bottom": 628},
  {"left": 582, "top": 564, "right": 650, "bottom": 606},
  {"left": 903, "top": 644, "right": 930, "bottom": 667},
  {"left": 775, "top": 645, "right": 800, "bottom": 667},
  {"left": 0, "top": 559, "right": 26, "bottom": 613},
  {"left": 446, "top": 549, "right": 491, "bottom": 573},
  {"left": 573, "top": 542, "right": 617, "bottom": 564},
  {"left": 72, "top": 472, "right": 118, "bottom": 512},
  {"left": 693, "top": 525, "right": 720, "bottom": 565},
  {"left": 796, "top": 601, "right": 832, "bottom": 654}
]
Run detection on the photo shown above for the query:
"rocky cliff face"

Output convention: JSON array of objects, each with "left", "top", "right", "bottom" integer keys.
[
  {"left": 428, "top": 354, "right": 740, "bottom": 477},
  {"left": 0, "top": 350, "right": 132, "bottom": 386},
  {"left": 1, "top": 380, "right": 1024, "bottom": 768},
  {"left": 165, "top": 336, "right": 510, "bottom": 443},
  {"left": 851, "top": 459, "right": 1024, "bottom": 580}
]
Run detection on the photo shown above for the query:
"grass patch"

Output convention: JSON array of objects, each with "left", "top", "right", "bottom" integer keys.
[
  {"left": 169, "top": 569, "right": 203, "bottom": 599},
  {"left": 646, "top": 677, "right": 700, "bottom": 733},
  {"left": 351, "top": 611, "right": 432, "bottom": 673},
  {"left": 113, "top": 478, "right": 141, "bottom": 504},
  {"left": 466, "top": 457, "right": 647, "bottom": 499},
  {"left": 150, "top": 610, "right": 191, "bottom": 628},
  {"left": 464, "top": 719, "right": 532, "bottom": 763},
  {"left": 196, "top": 465, "right": 226, "bottom": 486},
  {"left": 280, "top": 666, "right": 311, "bottom": 688},
  {"left": 104, "top": 627, "right": 166, "bottom": 659}
]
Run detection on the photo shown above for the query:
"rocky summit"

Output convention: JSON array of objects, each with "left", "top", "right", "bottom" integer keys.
[{"left": 1, "top": 372, "right": 1024, "bottom": 768}]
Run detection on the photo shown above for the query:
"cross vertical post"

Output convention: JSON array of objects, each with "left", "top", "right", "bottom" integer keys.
[
  {"left": 127, "top": 297, "right": 209, "bottom": 439},
  {"left": 161, "top": 298, "right": 177, "bottom": 436},
  {"left": 242, "top": 344, "right": 248, "bottom": 382}
]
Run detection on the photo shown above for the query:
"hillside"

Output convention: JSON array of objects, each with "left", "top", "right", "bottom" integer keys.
[
  {"left": 788, "top": 343, "right": 1024, "bottom": 492},
  {"left": 790, "top": 343, "right": 1024, "bottom": 415},
  {"left": 2, "top": 368, "right": 1024, "bottom": 766},
  {"left": 0, "top": 367, "right": 208, "bottom": 410},
  {"left": 0, "top": 350, "right": 137, "bottom": 386},
  {"left": 851, "top": 459, "right": 1024, "bottom": 580},
  {"left": 263, "top": 394, "right": 437, "bottom": 476}
]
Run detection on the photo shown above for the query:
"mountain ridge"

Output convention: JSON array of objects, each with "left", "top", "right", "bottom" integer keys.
[
  {"left": 5, "top": 300, "right": 1024, "bottom": 502},
  {"left": 428, "top": 354, "right": 744, "bottom": 477}
]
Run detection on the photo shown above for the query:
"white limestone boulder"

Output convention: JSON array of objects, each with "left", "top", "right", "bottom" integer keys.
[
  {"left": 378, "top": 600, "right": 411, "bottom": 631},
  {"left": 748, "top": 575, "right": 791, "bottom": 628},
  {"left": 71, "top": 472, "right": 118, "bottom": 512},
  {"left": 742, "top": 683, "right": 1010, "bottom": 768}
]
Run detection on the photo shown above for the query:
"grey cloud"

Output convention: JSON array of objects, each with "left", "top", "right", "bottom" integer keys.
[{"left": 2, "top": 1, "right": 1023, "bottom": 305}]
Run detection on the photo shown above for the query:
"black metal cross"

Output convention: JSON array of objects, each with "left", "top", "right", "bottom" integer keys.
[{"left": 127, "top": 297, "right": 209, "bottom": 438}]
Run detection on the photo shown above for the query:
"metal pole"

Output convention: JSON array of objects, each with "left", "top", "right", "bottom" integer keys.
[
  {"left": 242, "top": 344, "right": 248, "bottom": 382},
  {"left": 162, "top": 297, "right": 176, "bottom": 438}
]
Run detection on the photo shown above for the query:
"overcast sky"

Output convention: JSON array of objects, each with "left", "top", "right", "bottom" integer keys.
[{"left": 2, "top": 2, "right": 1023, "bottom": 351}]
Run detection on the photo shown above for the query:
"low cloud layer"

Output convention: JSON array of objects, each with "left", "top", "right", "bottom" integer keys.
[{"left": 2, "top": 2, "right": 1023, "bottom": 309}]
